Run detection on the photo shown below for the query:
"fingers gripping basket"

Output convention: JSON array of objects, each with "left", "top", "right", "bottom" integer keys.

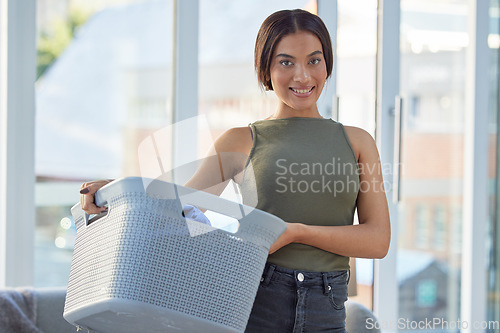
[{"left": 64, "top": 177, "right": 286, "bottom": 333}]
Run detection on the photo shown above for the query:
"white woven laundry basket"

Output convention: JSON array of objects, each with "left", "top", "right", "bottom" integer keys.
[{"left": 64, "top": 177, "right": 286, "bottom": 333}]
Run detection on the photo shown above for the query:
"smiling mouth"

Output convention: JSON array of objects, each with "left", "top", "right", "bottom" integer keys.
[{"left": 290, "top": 87, "right": 314, "bottom": 94}]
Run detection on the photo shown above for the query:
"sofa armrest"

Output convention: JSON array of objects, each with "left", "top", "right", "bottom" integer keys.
[
  {"left": 346, "top": 300, "right": 381, "bottom": 333},
  {"left": 35, "top": 287, "right": 76, "bottom": 333}
]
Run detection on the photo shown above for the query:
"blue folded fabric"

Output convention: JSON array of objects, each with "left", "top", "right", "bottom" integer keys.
[{"left": 182, "top": 205, "right": 211, "bottom": 226}]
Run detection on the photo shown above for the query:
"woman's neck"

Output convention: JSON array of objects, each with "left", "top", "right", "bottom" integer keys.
[{"left": 268, "top": 104, "right": 323, "bottom": 120}]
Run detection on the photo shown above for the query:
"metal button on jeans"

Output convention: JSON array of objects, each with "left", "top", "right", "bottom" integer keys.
[{"left": 297, "top": 273, "right": 305, "bottom": 282}]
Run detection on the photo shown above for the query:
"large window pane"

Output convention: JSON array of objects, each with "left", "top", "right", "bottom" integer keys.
[
  {"left": 336, "top": 0, "right": 377, "bottom": 135},
  {"left": 35, "top": 0, "right": 174, "bottom": 287},
  {"left": 397, "top": 0, "right": 467, "bottom": 328},
  {"left": 335, "top": 0, "right": 378, "bottom": 309}
]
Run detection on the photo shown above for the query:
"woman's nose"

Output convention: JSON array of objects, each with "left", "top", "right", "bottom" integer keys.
[{"left": 293, "top": 65, "right": 311, "bottom": 82}]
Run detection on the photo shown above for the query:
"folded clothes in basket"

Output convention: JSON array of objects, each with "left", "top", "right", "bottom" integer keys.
[{"left": 182, "top": 204, "right": 211, "bottom": 226}]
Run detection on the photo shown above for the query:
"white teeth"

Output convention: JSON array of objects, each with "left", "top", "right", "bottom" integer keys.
[{"left": 291, "top": 87, "right": 312, "bottom": 94}]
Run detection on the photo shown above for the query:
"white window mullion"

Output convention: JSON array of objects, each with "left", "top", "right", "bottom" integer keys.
[
  {"left": 0, "top": 0, "right": 36, "bottom": 287},
  {"left": 373, "top": 0, "right": 400, "bottom": 330},
  {"left": 461, "top": 0, "right": 490, "bottom": 331},
  {"left": 172, "top": 0, "right": 199, "bottom": 184}
]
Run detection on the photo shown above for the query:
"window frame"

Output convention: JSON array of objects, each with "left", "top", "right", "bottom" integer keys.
[{"left": 0, "top": 0, "right": 36, "bottom": 287}]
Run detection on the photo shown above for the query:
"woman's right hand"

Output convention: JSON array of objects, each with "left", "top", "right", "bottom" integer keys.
[{"left": 80, "top": 180, "right": 113, "bottom": 214}]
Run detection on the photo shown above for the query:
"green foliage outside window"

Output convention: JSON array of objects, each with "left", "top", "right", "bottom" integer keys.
[{"left": 37, "top": 7, "right": 91, "bottom": 79}]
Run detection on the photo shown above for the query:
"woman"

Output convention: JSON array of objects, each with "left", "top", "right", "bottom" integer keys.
[{"left": 81, "top": 9, "right": 390, "bottom": 333}]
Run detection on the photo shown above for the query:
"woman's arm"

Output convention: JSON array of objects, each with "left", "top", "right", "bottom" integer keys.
[
  {"left": 184, "top": 126, "right": 252, "bottom": 192},
  {"left": 270, "top": 127, "right": 391, "bottom": 259}
]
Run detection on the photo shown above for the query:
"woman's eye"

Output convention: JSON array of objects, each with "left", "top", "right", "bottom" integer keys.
[
  {"left": 280, "top": 60, "right": 293, "bottom": 66},
  {"left": 309, "top": 58, "right": 321, "bottom": 65}
]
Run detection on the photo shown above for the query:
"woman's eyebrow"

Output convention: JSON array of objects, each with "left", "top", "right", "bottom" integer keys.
[
  {"left": 308, "top": 50, "right": 323, "bottom": 56},
  {"left": 275, "top": 50, "right": 323, "bottom": 58},
  {"left": 276, "top": 53, "right": 294, "bottom": 59}
]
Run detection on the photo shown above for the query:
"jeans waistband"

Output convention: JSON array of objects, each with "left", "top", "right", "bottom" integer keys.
[{"left": 261, "top": 262, "right": 349, "bottom": 295}]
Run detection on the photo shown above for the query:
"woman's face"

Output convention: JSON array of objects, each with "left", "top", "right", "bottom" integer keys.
[{"left": 269, "top": 31, "right": 327, "bottom": 115}]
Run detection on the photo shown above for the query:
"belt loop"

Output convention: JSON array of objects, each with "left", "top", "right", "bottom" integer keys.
[
  {"left": 322, "top": 273, "right": 329, "bottom": 295},
  {"left": 347, "top": 269, "right": 351, "bottom": 285},
  {"left": 263, "top": 264, "right": 276, "bottom": 286}
]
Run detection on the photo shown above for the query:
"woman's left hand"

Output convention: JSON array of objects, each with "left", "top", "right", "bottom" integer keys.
[{"left": 269, "top": 222, "right": 302, "bottom": 254}]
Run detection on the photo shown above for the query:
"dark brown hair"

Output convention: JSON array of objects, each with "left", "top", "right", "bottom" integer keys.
[{"left": 254, "top": 9, "right": 333, "bottom": 91}]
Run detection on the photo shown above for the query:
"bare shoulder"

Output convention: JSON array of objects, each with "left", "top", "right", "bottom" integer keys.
[
  {"left": 214, "top": 126, "right": 253, "bottom": 154},
  {"left": 342, "top": 126, "right": 378, "bottom": 161}
]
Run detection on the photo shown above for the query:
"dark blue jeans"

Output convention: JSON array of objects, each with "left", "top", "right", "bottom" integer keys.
[{"left": 245, "top": 263, "right": 349, "bottom": 333}]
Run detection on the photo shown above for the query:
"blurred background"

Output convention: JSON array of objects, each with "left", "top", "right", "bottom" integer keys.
[{"left": 2, "top": 0, "right": 499, "bottom": 331}]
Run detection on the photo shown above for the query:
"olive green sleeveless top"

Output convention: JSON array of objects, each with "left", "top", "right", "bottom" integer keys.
[{"left": 240, "top": 117, "right": 359, "bottom": 272}]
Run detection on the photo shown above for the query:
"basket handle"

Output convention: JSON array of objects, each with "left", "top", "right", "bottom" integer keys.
[
  {"left": 73, "top": 179, "right": 133, "bottom": 228},
  {"left": 76, "top": 178, "right": 248, "bottom": 226},
  {"left": 175, "top": 184, "right": 286, "bottom": 238},
  {"left": 175, "top": 185, "right": 286, "bottom": 244},
  {"left": 80, "top": 181, "right": 122, "bottom": 226},
  {"left": 144, "top": 179, "right": 286, "bottom": 238},
  {"left": 72, "top": 177, "right": 286, "bottom": 238}
]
